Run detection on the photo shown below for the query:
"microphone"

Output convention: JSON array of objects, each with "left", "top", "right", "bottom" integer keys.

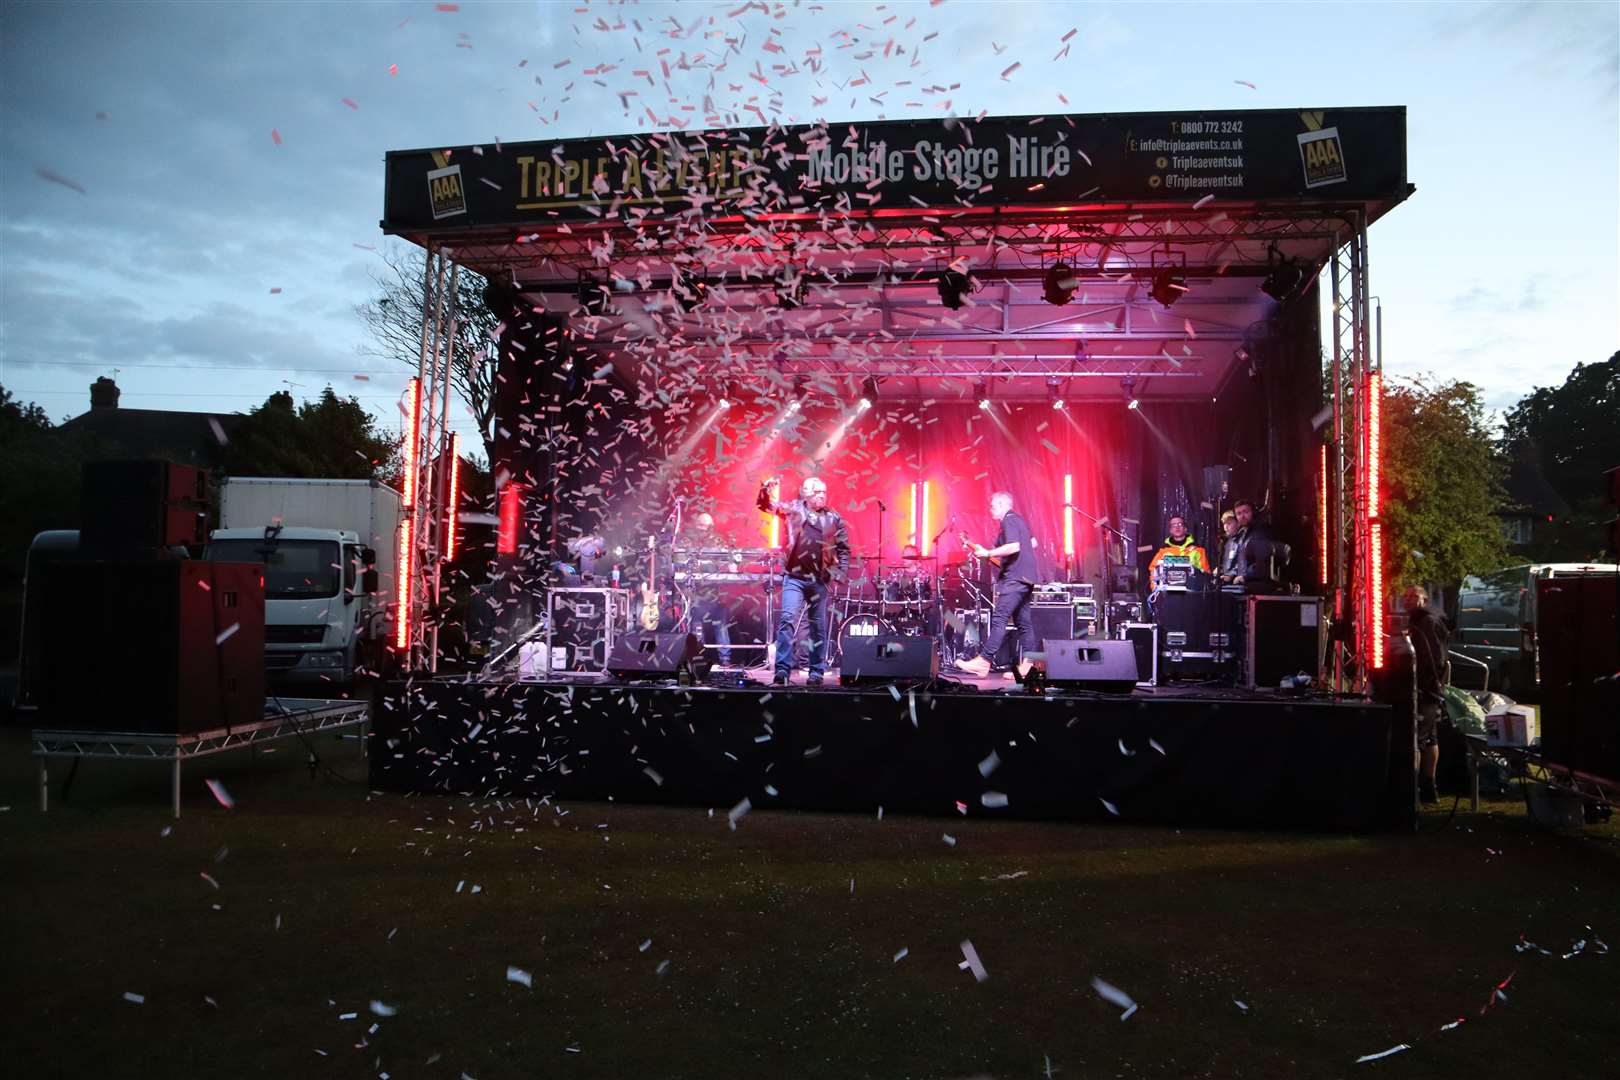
[{"left": 876, "top": 499, "right": 887, "bottom": 512}]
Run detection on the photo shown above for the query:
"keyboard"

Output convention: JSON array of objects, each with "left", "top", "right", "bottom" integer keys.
[{"left": 672, "top": 571, "right": 774, "bottom": 585}]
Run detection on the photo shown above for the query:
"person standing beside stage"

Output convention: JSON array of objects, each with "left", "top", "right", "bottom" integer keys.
[
  {"left": 1404, "top": 585, "right": 1450, "bottom": 805},
  {"left": 958, "top": 492, "right": 1039, "bottom": 680},
  {"left": 758, "top": 476, "right": 850, "bottom": 687},
  {"left": 1148, "top": 514, "right": 1210, "bottom": 586},
  {"left": 1217, "top": 510, "right": 1241, "bottom": 583}
]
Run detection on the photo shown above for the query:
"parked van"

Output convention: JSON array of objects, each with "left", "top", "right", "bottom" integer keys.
[{"left": 1453, "top": 562, "right": 1618, "bottom": 700}]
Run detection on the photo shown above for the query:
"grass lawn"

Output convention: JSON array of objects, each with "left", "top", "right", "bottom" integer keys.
[{"left": 2, "top": 723, "right": 1617, "bottom": 1079}]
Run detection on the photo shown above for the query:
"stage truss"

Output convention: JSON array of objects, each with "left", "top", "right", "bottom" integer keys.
[{"left": 394, "top": 203, "right": 1383, "bottom": 690}]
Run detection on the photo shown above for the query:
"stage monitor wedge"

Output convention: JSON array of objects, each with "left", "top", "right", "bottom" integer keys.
[
  {"left": 608, "top": 632, "right": 703, "bottom": 680},
  {"left": 1041, "top": 639, "right": 1139, "bottom": 693}
]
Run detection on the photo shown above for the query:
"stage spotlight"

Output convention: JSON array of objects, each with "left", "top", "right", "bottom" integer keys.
[
  {"left": 674, "top": 269, "right": 709, "bottom": 312},
  {"left": 975, "top": 383, "right": 991, "bottom": 410},
  {"left": 1042, "top": 262, "right": 1078, "bottom": 306},
  {"left": 1149, "top": 268, "right": 1187, "bottom": 309},
  {"left": 937, "top": 269, "right": 976, "bottom": 310},
  {"left": 718, "top": 381, "right": 735, "bottom": 409},
  {"left": 1121, "top": 375, "right": 1139, "bottom": 410},
  {"left": 1128, "top": 398, "right": 1140, "bottom": 411},
  {"left": 1260, "top": 247, "right": 1308, "bottom": 302},
  {"left": 1048, "top": 379, "right": 1066, "bottom": 410},
  {"left": 859, "top": 375, "right": 880, "bottom": 410},
  {"left": 577, "top": 275, "right": 611, "bottom": 317}
]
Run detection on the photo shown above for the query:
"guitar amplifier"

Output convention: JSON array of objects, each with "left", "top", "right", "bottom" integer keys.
[{"left": 546, "top": 587, "right": 632, "bottom": 674}]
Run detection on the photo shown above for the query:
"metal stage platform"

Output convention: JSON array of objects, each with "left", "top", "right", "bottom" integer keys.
[
  {"left": 33, "top": 698, "right": 371, "bottom": 819},
  {"left": 371, "top": 677, "right": 1405, "bottom": 831}
]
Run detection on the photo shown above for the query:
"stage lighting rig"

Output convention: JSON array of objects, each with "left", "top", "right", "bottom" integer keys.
[
  {"left": 975, "top": 382, "right": 991, "bottom": 410},
  {"left": 674, "top": 269, "right": 709, "bottom": 312},
  {"left": 1042, "top": 262, "right": 1078, "bottom": 306},
  {"left": 937, "top": 268, "right": 978, "bottom": 310},
  {"left": 1149, "top": 268, "right": 1187, "bottom": 309},
  {"left": 1048, "top": 379, "right": 1066, "bottom": 410},
  {"left": 1122, "top": 376, "right": 1140, "bottom": 410},
  {"left": 1260, "top": 246, "right": 1308, "bottom": 302},
  {"left": 576, "top": 275, "right": 611, "bottom": 317},
  {"left": 859, "top": 376, "right": 880, "bottom": 410}
]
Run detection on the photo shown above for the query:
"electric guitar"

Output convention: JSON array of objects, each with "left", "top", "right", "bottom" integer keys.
[
  {"left": 959, "top": 530, "right": 1004, "bottom": 569},
  {"left": 639, "top": 537, "right": 660, "bottom": 631}
]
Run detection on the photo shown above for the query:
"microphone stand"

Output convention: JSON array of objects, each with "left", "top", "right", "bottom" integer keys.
[{"left": 1068, "top": 502, "right": 1133, "bottom": 636}]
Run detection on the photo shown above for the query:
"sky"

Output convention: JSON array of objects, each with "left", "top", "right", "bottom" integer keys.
[{"left": 2, "top": 0, "right": 1616, "bottom": 451}]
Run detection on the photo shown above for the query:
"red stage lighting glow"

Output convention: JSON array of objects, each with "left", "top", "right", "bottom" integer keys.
[
  {"left": 394, "top": 516, "right": 413, "bottom": 651},
  {"left": 401, "top": 377, "right": 422, "bottom": 509},
  {"left": 1370, "top": 520, "right": 1385, "bottom": 669},
  {"left": 1063, "top": 474, "right": 1075, "bottom": 557},
  {"left": 1318, "top": 443, "right": 1328, "bottom": 574},
  {"left": 1366, "top": 372, "right": 1382, "bottom": 520},
  {"left": 911, "top": 480, "right": 933, "bottom": 556},
  {"left": 497, "top": 483, "right": 522, "bottom": 556},
  {"left": 443, "top": 433, "right": 461, "bottom": 562}
]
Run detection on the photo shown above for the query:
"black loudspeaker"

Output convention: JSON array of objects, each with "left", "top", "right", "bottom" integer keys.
[
  {"left": 1041, "top": 639, "right": 1140, "bottom": 693},
  {"left": 81, "top": 460, "right": 208, "bottom": 555},
  {"left": 839, "top": 634, "right": 940, "bottom": 685},
  {"left": 1030, "top": 604, "right": 1077, "bottom": 648},
  {"left": 608, "top": 632, "right": 702, "bottom": 679},
  {"left": 1119, "top": 622, "right": 1157, "bottom": 685},
  {"left": 1536, "top": 577, "right": 1618, "bottom": 781},
  {"left": 35, "top": 560, "right": 265, "bottom": 733},
  {"left": 1243, "top": 596, "right": 1325, "bottom": 688}
]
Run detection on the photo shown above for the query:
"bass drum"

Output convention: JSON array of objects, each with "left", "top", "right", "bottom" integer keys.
[{"left": 836, "top": 613, "right": 893, "bottom": 662}]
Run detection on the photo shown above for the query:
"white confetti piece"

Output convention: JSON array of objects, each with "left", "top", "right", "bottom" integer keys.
[
  {"left": 908, "top": 689, "right": 918, "bottom": 726},
  {"left": 1118, "top": 738, "right": 1135, "bottom": 757},
  {"left": 1234, "top": 999, "right": 1248, "bottom": 1011},
  {"left": 887, "top": 684, "right": 901, "bottom": 701},
  {"left": 638, "top": 939, "right": 652, "bottom": 953},
  {"left": 980, "top": 791, "right": 1008, "bottom": 809},
  {"left": 1193, "top": 193, "right": 1215, "bottom": 210},
  {"left": 1355, "top": 1044, "right": 1411, "bottom": 1063},
  {"left": 506, "top": 966, "right": 533, "bottom": 988},
  {"left": 215, "top": 623, "right": 240, "bottom": 645},
  {"left": 893, "top": 947, "right": 909, "bottom": 963},
  {"left": 655, "top": 959, "right": 670, "bottom": 976},
  {"left": 200, "top": 871, "right": 219, "bottom": 890},
  {"left": 204, "top": 778, "right": 235, "bottom": 809},
  {"left": 1149, "top": 739, "right": 1166, "bottom": 755},
  {"left": 1439, "top": 1018, "right": 1464, "bottom": 1031},
  {"left": 122, "top": 991, "right": 145, "bottom": 1004},
  {"left": 456, "top": 880, "right": 465, "bottom": 893},
  {"left": 369, "top": 1000, "right": 397, "bottom": 1017},
  {"left": 960, "top": 940, "right": 988, "bottom": 982},
  {"left": 339, "top": 1012, "right": 357, "bottom": 1021},
  {"left": 642, "top": 766, "right": 664, "bottom": 786},
  {"left": 727, "top": 798, "right": 751, "bottom": 830},
  {"left": 1099, "top": 797, "right": 1120, "bottom": 816},
  {"left": 1091, "top": 976, "right": 1136, "bottom": 1018},
  {"left": 160, "top": 826, "right": 172, "bottom": 837},
  {"left": 942, "top": 834, "right": 957, "bottom": 846}
]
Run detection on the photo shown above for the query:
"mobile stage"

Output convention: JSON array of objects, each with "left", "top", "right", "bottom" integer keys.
[{"left": 373, "top": 106, "right": 1412, "bottom": 829}]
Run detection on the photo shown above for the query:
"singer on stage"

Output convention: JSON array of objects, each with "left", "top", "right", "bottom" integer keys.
[{"left": 758, "top": 476, "right": 850, "bottom": 687}]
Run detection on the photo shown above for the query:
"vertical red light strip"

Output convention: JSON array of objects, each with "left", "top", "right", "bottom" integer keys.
[
  {"left": 1366, "top": 372, "right": 1382, "bottom": 521},
  {"left": 1318, "top": 443, "right": 1329, "bottom": 573},
  {"left": 443, "top": 433, "right": 461, "bottom": 562},
  {"left": 921, "top": 480, "right": 932, "bottom": 556},
  {"left": 1063, "top": 473, "right": 1075, "bottom": 557},
  {"left": 393, "top": 516, "right": 413, "bottom": 650},
  {"left": 497, "top": 483, "right": 522, "bottom": 556},
  {"left": 1370, "top": 521, "right": 1385, "bottom": 669},
  {"left": 401, "top": 377, "right": 422, "bottom": 508}
]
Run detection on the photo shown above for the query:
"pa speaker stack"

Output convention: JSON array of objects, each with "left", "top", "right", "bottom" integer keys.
[{"left": 608, "top": 632, "right": 704, "bottom": 680}]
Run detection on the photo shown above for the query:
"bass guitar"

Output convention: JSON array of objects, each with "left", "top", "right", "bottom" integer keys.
[
  {"left": 959, "top": 530, "right": 1003, "bottom": 569},
  {"left": 640, "top": 537, "right": 660, "bottom": 631}
]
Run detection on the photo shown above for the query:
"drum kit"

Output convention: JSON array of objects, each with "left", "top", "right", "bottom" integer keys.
[{"left": 832, "top": 549, "right": 995, "bottom": 665}]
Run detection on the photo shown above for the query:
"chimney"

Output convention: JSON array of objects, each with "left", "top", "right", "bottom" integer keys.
[{"left": 90, "top": 376, "right": 120, "bottom": 411}]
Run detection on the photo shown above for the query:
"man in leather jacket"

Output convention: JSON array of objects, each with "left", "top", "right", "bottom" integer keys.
[{"left": 758, "top": 476, "right": 851, "bottom": 686}]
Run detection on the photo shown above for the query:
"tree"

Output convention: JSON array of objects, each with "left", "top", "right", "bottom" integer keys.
[
  {"left": 357, "top": 244, "right": 500, "bottom": 465},
  {"left": 1381, "top": 376, "right": 1509, "bottom": 589},
  {"left": 221, "top": 388, "right": 399, "bottom": 482},
  {"left": 0, "top": 385, "right": 87, "bottom": 590},
  {"left": 1501, "top": 352, "right": 1620, "bottom": 560}
]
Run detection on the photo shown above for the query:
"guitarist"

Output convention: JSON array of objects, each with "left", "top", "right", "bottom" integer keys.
[
  {"left": 958, "top": 491, "right": 1038, "bottom": 680},
  {"left": 758, "top": 475, "right": 850, "bottom": 687}
]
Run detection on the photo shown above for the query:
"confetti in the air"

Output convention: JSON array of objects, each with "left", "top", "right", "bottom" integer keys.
[
  {"left": 1235, "top": 79, "right": 1258, "bottom": 89},
  {"left": 980, "top": 791, "right": 1008, "bottom": 809},
  {"left": 1091, "top": 976, "right": 1137, "bottom": 1019},
  {"left": 204, "top": 778, "right": 235, "bottom": 809},
  {"left": 506, "top": 966, "right": 533, "bottom": 988},
  {"left": 341, "top": 98, "right": 359, "bottom": 110},
  {"left": 34, "top": 167, "right": 87, "bottom": 194},
  {"left": 727, "top": 797, "right": 751, "bottom": 830},
  {"left": 122, "top": 992, "right": 145, "bottom": 1005},
  {"left": 369, "top": 1000, "right": 397, "bottom": 1017},
  {"left": 960, "top": 940, "right": 989, "bottom": 982},
  {"left": 1355, "top": 1044, "right": 1411, "bottom": 1063},
  {"left": 271, "top": 129, "right": 282, "bottom": 146}
]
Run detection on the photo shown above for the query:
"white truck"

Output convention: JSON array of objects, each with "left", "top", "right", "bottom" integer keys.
[{"left": 203, "top": 478, "right": 401, "bottom": 687}]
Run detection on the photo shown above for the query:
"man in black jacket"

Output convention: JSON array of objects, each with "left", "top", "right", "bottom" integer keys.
[
  {"left": 759, "top": 476, "right": 851, "bottom": 686},
  {"left": 1404, "top": 584, "right": 1450, "bottom": 805},
  {"left": 958, "top": 491, "right": 1039, "bottom": 680}
]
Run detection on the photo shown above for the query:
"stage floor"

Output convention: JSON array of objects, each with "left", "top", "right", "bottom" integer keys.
[{"left": 372, "top": 672, "right": 1409, "bottom": 831}]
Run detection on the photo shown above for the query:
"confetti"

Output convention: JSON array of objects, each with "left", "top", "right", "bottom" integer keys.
[
  {"left": 1355, "top": 1044, "right": 1411, "bottom": 1064},
  {"left": 271, "top": 129, "right": 282, "bottom": 146},
  {"left": 727, "top": 797, "right": 751, "bottom": 830},
  {"left": 655, "top": 959, "right": 670, "bottom": 976},
  {"left": 942, "top": 833, "right": 957, "bottom": 846},
  {"left": 1091, "top": 976, "right": 1137, "bottom": 1019},
  {"left": 388, "top": 64, "right": 398, "bottom": 76},
  {"left": 34, "top": 167, "right": 87, "bottom": 194},
  {"left": 199, "top": 872, "right": 220, "bottom": 890},
  {"left": 1235, "top": 79, "right": 1257, "bottom": 89},
  {"left": 436, "top": 2, "right": 460, "bottom": 10},
  {"left": 215, "top": 623, "right": 240, "bottom": 645},
  {"left": 642, "top": 766, "right": 664, "bottom": 786},
  {"left": 1118, "top": 738, "right": 1135, "bottom": 757},
  {"left": 341, "top": 98, "right": 359, "bottom": 110},
  {"left": 1193, "top": 193, "right": 1215, "bottom": 210},
  {"left": 980, "top": 791, "right": 1008, "bottom": 809},
  {"left": 978, "top": 750, "right": 1001, "bottom": 777},
  {"left": 959, "top": 940, "right": 988, "bottom": 982},
  {"left": 204, "top": 778, "right": 235, "bottom": 809},
  {"left": 269, "top": 287, "right": 282, "bottom": 294},
  {"left": 369, "top": 1000, "right": 397, "bottom": 1017},
  {"left": 123, "top": 992, "right": 145, "bottom": 1004},
  {"left": 1099, "top": 797, "right": 1120, "bottom": 816},
  {"left": 506, "top": 966, "right": 533, "bottom": 988},
  {"left": 893, "top": 947, "right": 909, "bottom": 962},
  {"left": 1149, "top": 739, "right": 1166, "bottom": 755}
]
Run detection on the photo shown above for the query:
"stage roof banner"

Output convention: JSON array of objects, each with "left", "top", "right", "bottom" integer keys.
[{"left": 383, "top": 107, "right": 1407, "bottom": 235}]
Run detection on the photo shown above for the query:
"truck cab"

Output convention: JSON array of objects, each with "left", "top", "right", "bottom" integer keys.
[{"left": 204, "top": 526, "right": 380, "bottom": 685}]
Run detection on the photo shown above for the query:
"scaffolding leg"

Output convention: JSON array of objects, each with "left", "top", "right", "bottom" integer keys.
[
  {"left": 39, "top": 759, "right": 48, "bottom": 813},
  {"left": 172, "top": 755, "right": 182, "bottom": 820}
]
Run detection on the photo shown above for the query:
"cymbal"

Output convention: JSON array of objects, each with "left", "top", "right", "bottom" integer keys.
[{"left": 900, "top": 553, "right": 937, "bottom": 561}]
